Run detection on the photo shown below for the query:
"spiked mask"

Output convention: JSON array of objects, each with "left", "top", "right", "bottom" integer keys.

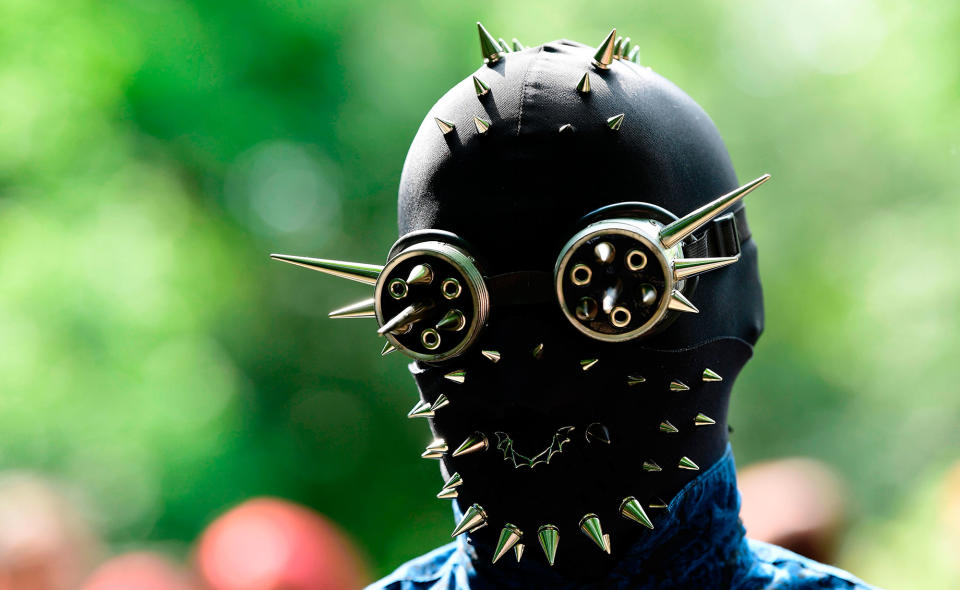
[{"left": 273, "top": 24, "right": 769, "bottom": 576}]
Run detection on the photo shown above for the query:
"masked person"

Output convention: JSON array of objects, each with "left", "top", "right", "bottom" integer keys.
[{"left": 273, "top": 24, "right": 877, "bottom": 590}]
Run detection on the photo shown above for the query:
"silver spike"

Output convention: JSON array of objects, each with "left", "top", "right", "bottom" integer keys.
[
  {"left": 606, "top": 113, "right": 624, "bottom": 131},
  {"left": 472, "top": 75, "right": 490, "bottom": 97},
  {"left": 328, "top": 298, "right": 376, "bottom": 319},
  {"left": 580, "top": 358, "right": 599, "bottom": 371},
  {"left": 436, "top": 486, "right": 458, "bottom": 499},
  {"left": 452, "top": 432, "right": 488, "bottom": 457},
  {"left": 659, "top": 420, "right": 678, "bottom": 434},
  {"left": 576, "top": 297, "right": 598, "bottom": 321},
  {"left": 381, "top": 342, "right": 397, "bottom": 356},
  {"left": 421, "top": 438, "right": 447, "bottom": 459},
  {"left": 406, "top": 264, "right": 434, "bottom": 286},
  {"left": 269, "top": 254, "right": 382, "bottom": 285},
  {"left": 695, "top": 413, "right": 716, "bottom": 427},
  {"left": 612, "top": 36, "right": 624, "bottom": 60},
  {"left": 559, "top": 123, "right": 576, "bottom": 133},
  {"left": 670, "top": 380, "right": 689, "bottom": 392},
  {"left": 442, "top": 472, "right": 463, "bottom": 489},
  {"left": 512, "top": 38, "right": 525, "bottom": 51},
  {"left": 628, "top": 46, "right": 640, "bottom": 62},
  {"left": 444, "top": 369, "right": 466, "bottom": 384},
  {"left": 435, "top": 117, "right": 456, "bottom": 135},
  {"left": 579, "top": 514, "right": 610, "bottom": 553},
  {"left": 437, "top": 309, "right": 466, "bottom": 331},
  {"left": 639, "top": 284, "right": 657, "bottom": 306},
  {"left": 474, "top": 116, "right": 491, "bottom": 135},
  {"left": 594, "top": 241, "right": 615, "bottom": 264},
  {"left": 703, "top": 368, "right": 723, "bottom": 382},
  {"left": 477, "top": 22, "right": 502, "bottom": 65},
  {"left": 620, "top": 496, "right": 655, "bottom": 529},
  {"left": 602, "top": 284, "right": 621, "bottom": 314},
  {"left": 618, "top": 37, "right": 631, "bottom": 60},
  {"left": 649, "top": 498, "right": 668, "bottom": 510},
  {"left": 377, "top": 300, "right": 435, "bottom": 335},
  {"left": 498, "top": 38, "right": 512, "bottom": 53},
  {"left": 577, "top": 72, "right": 591, "bottom": 94},
  {"left": 679, "top": 456, "right": 700, "bottom": 471},
  {"left": 407, "top": 399, "right": 433, "bottom": 419},
  {"left": 481, "top": 349, "right": 501, "bottom": 363},
  {"left": 592, "top": 28, "right": 617, "bottom": 69},
  {"left": 673, "top": 256, "right": 739, "bottom": 281},
  {"left": 537, "top": 525, "right": 559, "bottom": 566},
  {"left": 668, "top": 290, "right": 699, "bottom": 314},
  {"left": 643, "top": 460, "right": 662, "bottom": 472},
  {"left": 585, "top": 422, "right": 611, "bottom": 444},
  {"left": 492, "top": 524, "right": 523, "bottom": 564},
  {"left": 659, "top": 174, "right": 771, "bottom": 249},
  {"left": 514, "top": 543, "right": 525, "bottom": 562},
  {"left": 431, "top": 394, "right": 450, "bottom": 412},
  {"left": 627, "top": 374, "right": 646, "bottom": 385},
  {"left": 452, "top": 503, "right": 488, "bottom": 537},
  {"left": 532, "top": 343, "right": 544, "bottom": 359}
]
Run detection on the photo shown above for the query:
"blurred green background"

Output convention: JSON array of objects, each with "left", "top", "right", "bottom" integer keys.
[{"left": 0, "top": 0, "right": 958, "bottom": 587}]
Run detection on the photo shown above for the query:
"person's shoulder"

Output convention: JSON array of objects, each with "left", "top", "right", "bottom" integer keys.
[
  {"left": 365, "top": 542, "right": 461, "bottom": 590},
  {"left": 743, "top": 539, "right": 882, "bottom": 589}
]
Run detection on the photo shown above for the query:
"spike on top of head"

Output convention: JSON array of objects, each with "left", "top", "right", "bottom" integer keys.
[
  {"left": 477, "top": 22, "right": 503, "bottom": 65},
  {"left": 592, "top": 28, "right": 617, "bottom": 69}
]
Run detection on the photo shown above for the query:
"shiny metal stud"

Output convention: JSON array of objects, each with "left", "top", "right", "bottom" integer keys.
[
  {"left": 421, "top": 438, "right": 447, "bottom": 459},
  {"left": 514, "top": 543, "right": 525, "bottom": 562},
  {"left": 437, "top": 309, "right": 466, "bottom": 332},
  {"left": 532, "top": 343, "right": 544, "bottom": 360},
  {"left": 571, "top": 263, "right": 592, "bottom": 286},
  {"left": 559, "top": 123, "right": 576, "bottom": 133},
  {"left": 618, "top": 37, "right": 631, "bottom": 60},
  {"left": 444, "top": 369, "right": 466, "bottom": 384},
  {"left": 694, "top": 413, "right": 715, "bottom": 426},
  {"left": 452, "top": 503, "right": 488, "bottom": 537},
  {"left": 580, "top": 358, "right": 599, "bottom": 371},
  {"left": 667, "top": 290, "right": 699, "bottom": 314},
  {"left": 407, "top": 399, "right": 434, "bottom": 419},
  {"left": 512, "top": 38, "right": 525, "bottom": 51},
  {"left": 627, "top": 374, "right": 646, "bottom": 385},
  {"left": 643, "top": 460, "right": 662, "bottom": 472},
  {"left": 431, "top": 394, "right": 450, "bottom": 412},
  {"left": 537, "top": 525, "right": 559, "bottom": 566},
  {"left": 678, "top": 456, "right": 700, "bottom": 470},
  {"left": 421, "top": 328, "right": 441, "bottom": 350},
  {"left": 610, "top": 306, "right": 632, "bottom": 328},
  {"left": 388, "top": 278, "right": 408, "bottom": 299},
  {"left": 627, "top": 46, "right": 640, "bottom": 62},
  {"left": 601, "top": 284, "right": 621, "bottom": 314},
  {"left": 328, "top": 297, "right": 377, "bottom": 319},
  {"left": 269, "top": 254, "right": 382, "bottom": 285},
  {"left": 406, "top": 263, "right": 434, "bottom": 286},
  {"left": 579, "top": 514, "right": 611, "bottom": 553},
  {"left": 594, "top": 242, "right": 615, "bottom": 264},
  {"left": 592, "top": 28, "right": 617, "bottom": 69},
  {"left": 435, "top": 117, "right": 456, "bottom": 135},
  {"left": 472, "top": 76, "right": 490, "bottom": 97},
  {"left": 626, "top": 249, "right": 647, "bottom": 270},
  {"left": 474, "top": 116, "right": 491, "bottom": 135},
  {"left": 612, "top": 36, "right": 623, "bottom": 59},
  {"left": 441, "top": 278, "right": 462, "bottom": 299},
  {"left": 639, "top": 284, "right": 657, "bottom": 306},
  {"left": 585, "top": 422, "right": 611, "bottom": 444},
  {"left": 659, "top": 420, "right": 678, "bottom": 434},
  {"left": 436, "top": 486, "right": 458, "bottom": 500},
  {"left": 452, "top": 432, "right": 489, "bottom": 457},
  {"left": 576, "top": 297, "right": 598, "bottom": 321},
  {"left": 381, "top": 342, "right": 397, "bottom": 356},
  {"left": 660, "top": 174, "right": 771, "bottom": 249},
  {"left": 674, "top": 256, "right": 739, "bottom": 281},
  {"left": 670, "top": 380, "right": 689, "bottom": 392},
  {"left": 606, "top": 113, "right": 624, "bottom": 131},
  {"left": 498, "top": 38, "right": 512, "bottom": 53},
  {"left": 442, "top": 472, "right": 463, "bottom": 490},
  {"left": 702, "top": 368, "right": 723, "bottom": 382},
  {"left": 492, "top": 524, "right": 523, "bottom": 564},
  {"left": 649, "top": 498, "right": 668, "bottom": 510},
  {"left": 577, "top": 72, "right": 591, "bottom": 94},
  {"left": 378, "top": 301, "right": 435, "bottom": 335},
  {"left": 477, "top": 22, "right": 503, "bottom": 65},
  {"left": 620, "top": 496, "right": 654, "bottom": 529},
  {"left": 481, "top": 349, "right": 501, "bottom": 363}
]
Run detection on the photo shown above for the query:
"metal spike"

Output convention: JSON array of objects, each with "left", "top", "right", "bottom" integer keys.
[
  {"left": 492, "top": 524, "right": 523, "bottom": 564},
  {"left": 437, "top": 309, "right": 466, "bottom": 331},
  {"left": 660, "top": 174, "right": 771, "bottom": 249},
  {"left": 694, "top": 413, "right": 716, "bottom": 427},
  {"left": 481, "top": 349, "right": 501, "bottom": 363},
  {"left": 678, "top": 456, "right": 700, "bottom": 470},
  {"left": 606, "top": 113, "right": 625, "bottom": 131},
  {"left": 435, "top": 117, "right": 456, "bottom": 135},
  {"left": 585, "top": 422, "right": 611, "bottom": 444},
  {"left": 602, "top": 284, "right": 621, "bottom": 315},
  {"left": 452, "top": 503, "right": 488, "bottom": 537},
  {"left": 673, "top": 256, "right": 740, "bottom": 281},
  {"left": 702, "top": 368, "right": 723, "bottom": 382},
  {"left": 406, "top": 264, "right": 434, "bottom": 286},
  {"left": 377, "top": 300, "right": 435, "bottom": 335},
  {"left": 612, "top": 36, "right": 623, "bottom": 59},
  {"left": 649, "top": 498, "right": 668, "bottom": 510},
  {"left": 618, "top": 37, "right": 631, "bottom": 60},
  {"left": 498, "top": 38, "right": 512, "bottom": 53},
  {"left": 473, "top": 116, "right": 491, "bottom": 135},
  {"left": 580, "top": 358, "right": 599, "bottom": 371},
  {"left": 436, "top": 486, "right": 458, "bottom": 499},
  {"left": 627, "top": 374, "right": 646, "bottom": 385},
  {"left": 269, "top": 254, "right": 382, "bottom": 285},
  {"left": 472, "top": 76, "right": 490, "bottom": 97},
  {"left": 592, "top": 28, "right": 617, "bottom": 69},
  {"left": 328, "top": 297, "right": 376, "bottom": 319},
  {"left": 643, "top": 460, "right": 662, "bottom": 472},
  {"left": 512, "top": 38, "right": 524, "bottom": 51},
  {"left": 442, "top": 472, "right": 463, "bottom": 490},
  {"left": 579, "top": 514, "right": 610, "bottom": 553},
  {"left": 531, "top": 343, "right": 544, "bottom": 359},
  {"left": 431, "top": 394, "right": 450, "bottom": 412},
  {"left": 421, "top": 438, "right": 447, "bottom": 459},
  {"left": 452, "top": 432, "right": 489, "bottom": 457},
  {"left": 628, "top": 46, "right": 640, "bottom": 62},
  {"left": 514, "top": 543, "right": 525, "bottom": 562},
  {"left": 594, "top": 242, "right": 615, "bottom": 264},
  {"left": 558, "top": 123, "right": 576, "bottom": 133},
  {"left": 477, "top": 22, "right": 503, "bottom": 65},
  {"left": 537, "top": 525, "right": 559, "bottom": 566},
  {"left": 444, "top": 369, "right": 466, "bottom": 384},
  {"left": 577, "top": 72, "right": 591, "bottom": 94},
  {"left": 659, "top": 420, "right": 678, "bottom": 434},
  {"left": 407, "top": 399, "right": 434, "bottom": 419},
  {"left": 667, "top": 290, "right": 699, "bottom": 314},
  {"left": 670, "top": 380, "right": 689, "bottom": 392},
  {"left": 604, "top": 534, "right": 611, "bottom": 552},
  {"left": 381, "top": 341, "right": 397, "bottom": 356},
  {"left": 620, "top": 496, "right": 655, "bottom": 529}
]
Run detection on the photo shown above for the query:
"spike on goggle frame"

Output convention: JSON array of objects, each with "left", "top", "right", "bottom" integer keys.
[{"left": 270, "top": 174, "right": 770, "bottom": 360}]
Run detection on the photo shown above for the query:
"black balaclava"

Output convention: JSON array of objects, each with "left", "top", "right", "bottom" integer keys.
[{"left": 272, "top": 26, "right": 767, "bottom": 581}]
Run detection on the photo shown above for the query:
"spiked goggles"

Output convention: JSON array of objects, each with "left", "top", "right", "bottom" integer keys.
[{"left": 271, "top": 174, "right": 769, "bottom": 361}]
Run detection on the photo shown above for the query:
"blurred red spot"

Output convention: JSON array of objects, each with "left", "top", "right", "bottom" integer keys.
[
  {"left": 81, "top": 553, "right": 196, "bottom": 590},
  {"left": 194, "top": 497, "right": 369, "bottom": 590}
]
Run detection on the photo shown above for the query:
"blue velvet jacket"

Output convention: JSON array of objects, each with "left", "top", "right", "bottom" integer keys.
[{"left": 367, "top": 447, "right": 878, "bottom": 589}]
